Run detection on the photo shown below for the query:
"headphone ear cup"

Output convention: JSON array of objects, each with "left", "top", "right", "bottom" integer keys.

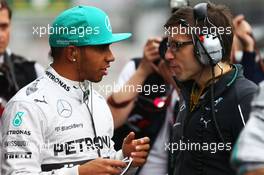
[
  {"left": 196, "top": 34, "right": 223, "bottom": 65},
  {"left": 193, "top": 3, "right": 224, "bottom": 65}
]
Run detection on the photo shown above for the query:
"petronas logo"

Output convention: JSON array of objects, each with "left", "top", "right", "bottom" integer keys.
[{"left": 12, "top": 112, "right": 25, "bottom": 127}]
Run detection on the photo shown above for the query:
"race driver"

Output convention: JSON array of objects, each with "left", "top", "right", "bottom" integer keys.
[{"left": 0, "top": 5, "right": 150, "bottom": 175}]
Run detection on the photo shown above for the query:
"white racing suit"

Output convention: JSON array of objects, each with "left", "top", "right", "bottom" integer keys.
[
  {"left": 232, "top": 81, "right": 264, "bottom": 175},
  {"left": 1, "top": 67, "right": 126, "bottom": 175}
]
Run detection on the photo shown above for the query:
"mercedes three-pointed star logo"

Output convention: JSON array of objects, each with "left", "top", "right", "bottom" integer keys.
[
  {"left": 57, "top": 99, "right": 72, "bottom": 118},
  {"left": 105, "top": 16, "right": 112, "bottom": 32}
]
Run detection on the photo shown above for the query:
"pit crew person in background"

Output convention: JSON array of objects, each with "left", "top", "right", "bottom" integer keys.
[
  {"left": 232, "top": 81, "right": 264, "bottom": 175},
  {"left": 0, "top": 0, "right": 44, "bottom": 115}
]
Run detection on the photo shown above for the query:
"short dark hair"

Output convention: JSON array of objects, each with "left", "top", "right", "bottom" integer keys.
[
  {"left": 50, "top": 47, "right": 64, "bottom": 59},
  {"left": 165, "top": 2, "right": 233, "bottom": 63},
  {"left": 0, "top": 0, "right": 12, "bottom": 19}
]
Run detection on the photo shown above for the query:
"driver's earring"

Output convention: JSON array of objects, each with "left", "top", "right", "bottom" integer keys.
[{"left": 72, "top": 51, "right": 78, "bottom": 62}]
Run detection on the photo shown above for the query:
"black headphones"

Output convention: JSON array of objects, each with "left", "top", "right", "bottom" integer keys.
[{"left": 180, "top": 3, "right": 225, "bottom": 66}]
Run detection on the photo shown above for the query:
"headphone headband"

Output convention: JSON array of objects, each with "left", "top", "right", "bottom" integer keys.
[{"left": 193, "top": 3, "right": 208, "bottom": 22}]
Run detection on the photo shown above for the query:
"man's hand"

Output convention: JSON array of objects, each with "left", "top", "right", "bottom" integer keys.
[
  {"left": 233, "top": 15, "right": 254, "bottom": 52},
  {"left": 78, "top": 158, "right": 127, "bottom": 175},
  {"left": 122, "top": 132, "right": 150, "bottom": 167},
  {"left": 139, "top": 37, "right": 162, "bottom": 76},
  {"left": 143, "top": 37, "right": 162, "bottom": 62}
]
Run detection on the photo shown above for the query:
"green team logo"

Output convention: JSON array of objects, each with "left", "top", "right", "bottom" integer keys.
[{"left": 12, "top": 112, "right": 25, "bottom": 127}]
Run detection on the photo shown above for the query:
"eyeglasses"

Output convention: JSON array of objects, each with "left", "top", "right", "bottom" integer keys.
[{"left": 166, "top": 40, "right": 193, "bottom": 53}]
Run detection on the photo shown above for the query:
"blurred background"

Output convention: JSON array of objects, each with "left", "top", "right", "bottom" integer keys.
[{"left": 7, "top": 0, "right": 264, "bottom": 96}]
